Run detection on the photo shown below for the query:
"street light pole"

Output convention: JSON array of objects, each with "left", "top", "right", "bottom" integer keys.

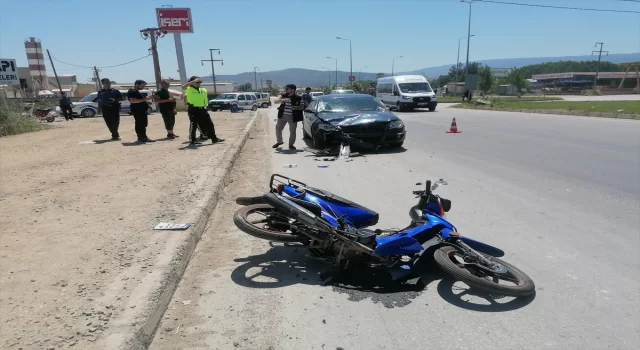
[
  {"left": 359, "top": 66, "right": 368, "bottom": 81},
  {"left": 461, "top": 0, "right": 474, "bottom": 85},
  {"left": 327, "top": 57, "right": 338, "bottom": 88},
  {"left": 392, "top": 56, "right": 403, "bottom": 76},
  {"left": 322, "top": 66, "right": 331, "bottom": 87},
  {"left": 253, "top": 67, "right": 259, "bottom": 92},
  {"left": 336, "top": 37, "right": 352, "bottom": 82},
  {"left": 455, "top": 35, "right": 475, "bottom": 84}
]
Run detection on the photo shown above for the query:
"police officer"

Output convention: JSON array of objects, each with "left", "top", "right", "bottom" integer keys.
[
  {"left": 59, "top": 92, "right": 74, "bottom": 121},
  {"left": 127, "top": 80, "right": 154, "bottom": 142},
  {"left": 153, "top": 80, "right": 179, "bottom": 139},
  {"left": 182, "top": 76, "right": 224, "bottom": 144},
  {"left": 96, "top": 78, "right": 123, "bottom": 140}
]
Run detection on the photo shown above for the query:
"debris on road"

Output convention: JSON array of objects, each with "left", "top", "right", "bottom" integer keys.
[{"left": 153, "top": 223, "right": 191, "bottom": 230}]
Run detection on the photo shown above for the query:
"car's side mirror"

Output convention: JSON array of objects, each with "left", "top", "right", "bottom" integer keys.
[{"left": 393, "top": 91, "right": 399, "bottom": 96}]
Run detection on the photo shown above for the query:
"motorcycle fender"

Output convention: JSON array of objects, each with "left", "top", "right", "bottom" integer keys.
[
  {"left": 440, "top": 228, "right": 505, "bottom": 257},
  {"left": 373, "top": 236, "right": 423, "bottom": 257}
]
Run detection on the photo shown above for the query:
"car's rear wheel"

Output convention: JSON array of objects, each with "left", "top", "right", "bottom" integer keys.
[
  {"left": 81, "top": 108, "right": 96, "bottom": 118},
  {"left": 251, "top": 105, "right": 258, "bottom": 111},
  {"left": 261, "top": 103, "right": 268, "bottom": 108}
]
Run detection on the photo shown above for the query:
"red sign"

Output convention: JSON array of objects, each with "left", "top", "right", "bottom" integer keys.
[
  {"left": 156, "top": 8, "right": 193, "bottom": 33},
  {"left": 348, "top": 75, "right": 356, "bottom": 82}
]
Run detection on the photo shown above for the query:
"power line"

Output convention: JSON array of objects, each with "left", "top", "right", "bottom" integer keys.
[
  {"left": 615, "top": 0, "right": 640, "bottom": 3},
  {"left": 51, "top": 54, "right": 151, "bottom": 70},
  {"left": 476, "top": 0, "right": 640, "bottom": 14}
]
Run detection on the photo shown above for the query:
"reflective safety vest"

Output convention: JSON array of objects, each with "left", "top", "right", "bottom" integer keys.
[{"left": 185, "top": 86, "right": 208, "bottom": 107}]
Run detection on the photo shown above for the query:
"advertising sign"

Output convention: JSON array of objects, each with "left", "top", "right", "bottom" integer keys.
[
  {"left": 156, "top": 8, "right": 193, "bottom": 33},
  {"left": 0, "top": 59, "right": 19, "bottom": 86},
  {"left": 348, "top": 75, "right": 356, "bottom": 82}
]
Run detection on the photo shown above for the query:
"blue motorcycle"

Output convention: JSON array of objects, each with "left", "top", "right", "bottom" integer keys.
[{"left": 234, "top": 174, "right": 535, "bottom": 297}]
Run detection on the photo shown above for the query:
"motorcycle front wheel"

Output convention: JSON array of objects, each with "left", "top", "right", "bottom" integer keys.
[
  {"left": 233, "top": 204, "right": 309, "bottom": 243},
  {"left": 434, "top": 246, "right": 535, "bottom": 297}
]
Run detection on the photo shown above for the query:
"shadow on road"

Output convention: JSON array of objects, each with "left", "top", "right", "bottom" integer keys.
[
  {"left": 435, "top": 278, "right": 536, "bottom": 312},
  {"left": 231, "top": 245, "right": 535, "bottom": 311}
]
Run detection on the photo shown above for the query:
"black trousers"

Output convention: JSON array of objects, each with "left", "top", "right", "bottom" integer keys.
[
  {"left": 102, "top": 107, "right": 120, "bottom": 138},
  {"left": 188, "top": 107, "right": 216, "bottom": 142},
  {"left": 132, "top": 109, "right": 149, "bottom": 140},
  {"left": 160, "top": 109, "right": 175, "bottom": 130},
  {"left": 60, "top": 105, "right": 73, "bottom": 120}
]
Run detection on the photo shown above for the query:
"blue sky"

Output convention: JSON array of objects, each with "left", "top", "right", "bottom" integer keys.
[{"left": 1, "top": 0, "right": 638, "bottom": 83}]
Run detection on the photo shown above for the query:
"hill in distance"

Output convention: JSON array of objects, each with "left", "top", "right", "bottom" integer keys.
[{"left": 204, "top": 52, "right": 639, "bottom": 87}]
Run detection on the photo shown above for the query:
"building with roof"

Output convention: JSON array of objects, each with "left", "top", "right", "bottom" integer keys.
[{"left": 531, "top": 71, "right": 638, "bottom": 94}]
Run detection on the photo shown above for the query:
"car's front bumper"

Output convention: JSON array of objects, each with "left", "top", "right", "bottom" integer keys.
[{"left": 315, "top": 126, "right": 406, "bottom": 146}]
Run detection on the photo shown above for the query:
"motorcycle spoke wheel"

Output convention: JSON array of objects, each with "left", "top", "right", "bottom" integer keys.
[
  {"left": 434, "top": 246, "right": 535, "bottom": 297},
  {"left": 233, "top": 204, "right": 308, "bottom": 242}
]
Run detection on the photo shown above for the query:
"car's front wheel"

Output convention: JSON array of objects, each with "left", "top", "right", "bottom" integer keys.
[
  {"left": 429, "top": 106, "right": 436, "bottom": 112},
  {"left": 261, "top": 103, "right": 269, "bottom": 108},
  {"left": 251, "top": 105, "right": 258, "bottom": 111}
]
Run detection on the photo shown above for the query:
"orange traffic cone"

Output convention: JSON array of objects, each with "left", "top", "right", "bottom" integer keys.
[{"left": 446, "top": 118, "right": 462, "bottom": 133}]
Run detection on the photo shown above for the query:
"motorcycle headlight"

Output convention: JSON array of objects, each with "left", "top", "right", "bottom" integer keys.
[
  {"left": 402, "top": 95, "right": 412, "bottom": 100},
  {"left": 389, "top": 120, "right": 404, "bottom": 129}
]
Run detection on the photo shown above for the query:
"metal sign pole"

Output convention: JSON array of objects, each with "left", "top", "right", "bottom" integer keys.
[{"left": 174, "top": 33, "right": 188, "bottom": 85}]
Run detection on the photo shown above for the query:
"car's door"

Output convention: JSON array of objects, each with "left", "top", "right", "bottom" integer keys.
[
  {"left": 304, "top": 99, "right": 318, "bottom": 136},
  {"left": 249, "top": 94, "right": 257, "bottom": 106},
  {"left": 237, "top": 94, "right": 246, "bottom": 107}
]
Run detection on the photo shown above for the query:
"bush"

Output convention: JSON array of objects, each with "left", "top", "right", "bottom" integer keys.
[{"left": 0, "top": 105, "right": 43, "bottom": 137}]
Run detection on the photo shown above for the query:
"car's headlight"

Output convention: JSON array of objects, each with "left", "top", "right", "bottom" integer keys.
[
  {"left": 389, "top": 120, "right": 404, "bottom": 129},
  {"left": 402, "top": 95, "right": 412, "bottom": 100}
]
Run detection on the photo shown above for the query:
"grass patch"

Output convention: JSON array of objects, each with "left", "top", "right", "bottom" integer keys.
[
  {"left": 437, "top": 95, "right": 562, "bottom": 103},
  {"left": 0, "top": 105, "right": 43, "bottom": 137},
  {"left": 452, "top": 100, "right": 639, "bottom": 115}
]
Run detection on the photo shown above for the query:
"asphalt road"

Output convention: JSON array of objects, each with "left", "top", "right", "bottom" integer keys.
[{"left": 152, "top": 107, "right": 639, "bottom": 349}]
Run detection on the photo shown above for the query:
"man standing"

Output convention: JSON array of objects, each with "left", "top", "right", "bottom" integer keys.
[
  {"left": 96, "top": 78, "right": 123, "bottom": 140},
  {"left": 153, "top": 80, "right": 179, "bottom": 139},
  {"left": 59, "top": 92, "right": 74, "bottom": 121},
  {"left": 273, "top": 84, "right": 303, "bottom": 150},
  {"left": 302, "top": 87, "right": 312, "bottom": 108},
  {"left": 127, "top": 80, "right": 155, "bottom": 142},
  {"left": 182, "top": 76, "right": 224, "bottom": 144}
]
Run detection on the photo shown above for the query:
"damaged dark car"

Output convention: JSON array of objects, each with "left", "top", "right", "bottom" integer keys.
[{"left": 302, "top": 94, "right": 406, "bottom": 149}]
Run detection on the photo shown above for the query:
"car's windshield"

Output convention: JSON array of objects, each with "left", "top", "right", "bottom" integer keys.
[
  {"left": 79, "top": 94, "right": 96, "bottom": 102},
  {"left": 398, "top": 83, "right": 432, "bottom": 93},
  {"left": 216, "top": 94, "right": 237, "bottom": 100},
  {"left": 317, "top": 97, "right": 385, "bottom": 112}
]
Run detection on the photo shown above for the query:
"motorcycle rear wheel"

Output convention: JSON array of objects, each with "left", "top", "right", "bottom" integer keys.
[
  {"left": 233, "top": 204, "right": 308, "bottom": 242},
  {"left": 434, "top": 246, "right": 535, "bottom": 297}
]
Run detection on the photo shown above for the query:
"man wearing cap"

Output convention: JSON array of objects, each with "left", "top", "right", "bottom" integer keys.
[
  {"left": 95, "top": 78, "right": 124, "bottom": 140},
  {"left": 182, "top": 76, "right": 224, "bottom": 144},
  {"left": 273, "top": 84, "right": 303, "bottom": 150},
  {"left": 127, "top": 80, "right": 155, "bottom": 142},
  {"left": 153, "top": 80, "right": 179, "bottom": 139}
]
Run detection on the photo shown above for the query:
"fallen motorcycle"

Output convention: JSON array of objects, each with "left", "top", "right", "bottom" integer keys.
[
  {"left": 234, "top": 174, "right": 535, "bottom": 297},
  {"left": 33, "top": 108, "right": 59, "bottom": 123}
]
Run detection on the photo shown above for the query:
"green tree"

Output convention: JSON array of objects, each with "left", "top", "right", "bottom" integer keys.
[
  {"left": 507, "top": 67, "right": 528, "bottom": 94},
  {"left": 477, "top": 65, "right": 495, "bottom": 95}
]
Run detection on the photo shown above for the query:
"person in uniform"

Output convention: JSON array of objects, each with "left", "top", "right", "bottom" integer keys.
[
  {"left": 153, "top": 80, "right": 179, "bottom": 139},
  {"left": 59, "top": 92, "right": 74, "bottom": 121},
  {"left": 127, "top": 80, "right": 155, "bottom": 142},
  {"left": 182, "top": 76, "right": 224, "bottom": 144},
  {"left": 95, "top": 78, "right": 123, "bottom": 140}
]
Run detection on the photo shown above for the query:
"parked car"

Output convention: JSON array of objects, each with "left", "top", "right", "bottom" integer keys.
[
  {"left": 59, "top": 90, "right": 157, "bottom": 118},
  {"left": 330, "top": 89, "right": 356, "bottom": 94},
  {"left": 310, "top": 92, "right": 325, "bottom": 100},
  {"left": 376, "top": 75, "right": 438, "bottom": 112},
  {"left": 302, "top": 94, "right": 405, "bottom": 149},
  {"left": 209, "top": 92, "right": 258, "bottom": 111},
  {"left": 251, "top": 92, "right": 272, "bottom": 108}
]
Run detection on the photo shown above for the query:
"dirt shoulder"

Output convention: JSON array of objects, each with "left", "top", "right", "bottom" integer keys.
[{"left": 0, "top": 110, "right": 255, "bottom": 349}]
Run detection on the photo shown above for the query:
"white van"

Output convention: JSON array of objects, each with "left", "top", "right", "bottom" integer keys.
[
  {"left": 376, "top": 75, "right": 438, "bottom": 112},
  {"left": 65, "top": 90, "right": 157, "bottom": 118},
  {"left": 208, "top": 92, "right": 259, "bottom": 111}
]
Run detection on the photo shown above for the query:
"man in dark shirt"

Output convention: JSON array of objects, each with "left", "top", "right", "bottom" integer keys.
[
  {"left": 95, "top": 78, "right": 123, "bottom": 140},
  {"left": 127, "top": 80, "right": 154, "bottom": 142},
  {"left": 59, "top": 92, "right": 74, "bottom": 121},
  {"left": 302, "top": 87, "right": 312, "bottom": 108},
  {"left": 153, "top": 80, "right": 179, "bottom": 139}
]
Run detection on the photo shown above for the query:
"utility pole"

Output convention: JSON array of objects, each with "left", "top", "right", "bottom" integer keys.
[
  {"left": 253, "top": 67, "right": 259, "bottom": 92},
  {"left": 93, "top": 67, "right": 101, "bottom": 91},
  {"left": 392, "top": 56, "right": 403, "bottom": 76},
  {"left": 592, "top": 42, "right": 609, "bottom": 90},
  {"left": 327, "top": 57, "right": 338, "bottom": 88},
  {"left": 336, "top": 37, "right": 352, "bottom": 82},
  {"left": 201, "top": 49, "right": 222, "bottom": 94},
  {"left": 461, "top": 0, "right": 474, "bottom": 87},
  {"left": 45, "top": 49, "right": 64, "bottom": 96},
  {"left": 140, "top": 27, "right": 167, "bottom": 90}
]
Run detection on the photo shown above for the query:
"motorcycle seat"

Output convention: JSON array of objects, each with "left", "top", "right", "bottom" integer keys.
[{"left": 305, "top": 186, "right": 379, "bottom": 215}]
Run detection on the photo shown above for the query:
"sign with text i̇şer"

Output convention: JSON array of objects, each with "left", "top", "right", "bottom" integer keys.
[{"left": 156, "top": 8, "right": 193, "bottom": 33}]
